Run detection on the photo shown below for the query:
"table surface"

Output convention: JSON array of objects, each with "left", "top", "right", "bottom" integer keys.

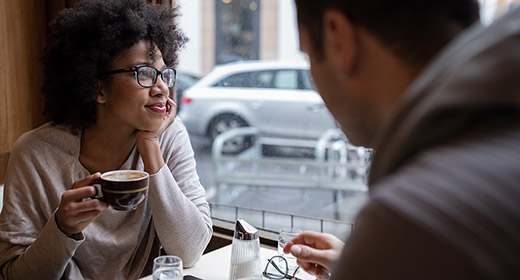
[{"left": 140, "top": 244, "right": 315, "bottom": 280}]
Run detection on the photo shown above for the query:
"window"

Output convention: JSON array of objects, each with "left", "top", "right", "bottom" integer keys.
[
  {"left": 175, "top": 0, "right": 520, "bottom": 241},
  {"left": 273, "top": 70, "right": 297, "bottom": 89},
  {"left": 176, "top": 0, "right": 361, "bottom": 241},
  {"left": 215, "top": 71, "right": 273, "bottom": 88},
  {"left": 300, "top": 70, "right": 315, "bottom": 90},
  {"left": 214, "top": 69, "right": 306, "bottom": 90}
]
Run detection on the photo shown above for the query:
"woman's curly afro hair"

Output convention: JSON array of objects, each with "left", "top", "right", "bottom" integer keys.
[{"left": 41, "top": 0, "right": 187, "bottom": 131}]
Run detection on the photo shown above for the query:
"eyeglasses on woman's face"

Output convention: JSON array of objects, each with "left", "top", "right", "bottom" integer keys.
[
  {"left": 100, "top": 65, "right": 177, "bottom": 88},
  {"left": 263, "top": 255, "right": 301, "bottom": 280}
]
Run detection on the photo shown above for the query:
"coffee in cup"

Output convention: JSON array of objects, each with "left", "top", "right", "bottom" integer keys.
[{"left": 92, "top": 170, "right": 149, "bottom": 211}]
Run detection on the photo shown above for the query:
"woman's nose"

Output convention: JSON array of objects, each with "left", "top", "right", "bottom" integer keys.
[{"left": 150, "top": 77, "right": 168, "bottom": 96}]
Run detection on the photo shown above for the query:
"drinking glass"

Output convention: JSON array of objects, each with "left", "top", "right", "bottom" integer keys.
[
  {"left": 153, "top": 256, "right": 183, "bottom": 280},
  {"left": 278, "top": 227, "right": 302, "bottom": 274}
]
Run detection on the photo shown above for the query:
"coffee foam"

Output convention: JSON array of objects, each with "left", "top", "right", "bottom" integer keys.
[{"left": 103, "top": 171, "right": 147, "bottom": 181}]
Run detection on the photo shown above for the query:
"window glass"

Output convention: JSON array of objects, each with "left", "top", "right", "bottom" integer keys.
[
  {"left": 214, "top": 69, "right": 312, "bottom": 90},
  {"left": 176, "top": 0, "right": 369, "bottom": 241},
  {"left": 255, "top": 71, "right": 274, "bottom": 88},
  {"left": 273, "top": 70, "right": 298, "bottom": 89},
  {"left": 215, "top": 72, "right": 251, "bottom": 87},
  {"left": 299, "top": 70, "right": 315, "bottom": 90},
  {"left": 215, "top": 71, "right": 274, "bottom": 88},
  {"left": 175, "top": 0, "right": 519, "bottom": 240}
]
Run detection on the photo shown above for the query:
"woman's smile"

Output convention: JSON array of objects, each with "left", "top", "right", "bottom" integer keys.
[{"left": 146, "top": 102, "right": 167, "bottom": 114}]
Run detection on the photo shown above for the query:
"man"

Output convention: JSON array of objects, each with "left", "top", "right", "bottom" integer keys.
[{"left": 284, "top": 0, "right": 520, "bottom": 279}]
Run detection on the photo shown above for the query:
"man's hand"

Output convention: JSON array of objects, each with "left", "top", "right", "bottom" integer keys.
[
  {"left": 55, "top": 173, "right": 108, "bottom": 238},
  {"left": 283, "top": 231, "right": 344, "bottom": 278}
]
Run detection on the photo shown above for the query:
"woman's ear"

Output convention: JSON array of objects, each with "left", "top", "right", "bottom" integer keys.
[{"left": 95, "top": 81, "right": 107, "bottom": 104}]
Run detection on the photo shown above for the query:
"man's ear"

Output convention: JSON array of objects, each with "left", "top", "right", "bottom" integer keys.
[
  {"left": 95, "top": 81, "right": 107, "bottom": 104},
  {"left": 322, "top": 10, "right": 359, "bottom": 76}
]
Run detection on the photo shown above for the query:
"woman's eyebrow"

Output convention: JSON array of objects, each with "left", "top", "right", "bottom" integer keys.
[{"left": 133, "top": 61, "right": 154, "bottom": 66}]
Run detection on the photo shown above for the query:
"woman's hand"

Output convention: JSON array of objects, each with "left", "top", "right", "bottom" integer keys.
[
  {"left": 55, "top": 173, "right": 108, "bottom": 238},
  {"left": 283, "top": 231, "right": 344, "bottom": 279},
  {"left": 135, "top": 98, "right": 177, "bottom": 174},
  {"left": 136, "top": 98, "right": 177, "bottom": 143}
]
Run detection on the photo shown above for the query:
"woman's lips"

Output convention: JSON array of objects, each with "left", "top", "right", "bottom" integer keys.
[{"left": 146, "top": 102, "right": 166, "bottom": 113}]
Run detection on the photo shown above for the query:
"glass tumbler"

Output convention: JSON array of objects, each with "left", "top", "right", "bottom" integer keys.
[
  {"left": 153, "top": 255, "right": 183, "bottom": 280},
  {"left": 278, "top": 227, "right": 303, "bottom": 274}
]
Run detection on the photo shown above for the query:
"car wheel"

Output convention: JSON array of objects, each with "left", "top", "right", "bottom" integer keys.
[{"left": 208, "top": 114, "right": 252, "bottom": 154}]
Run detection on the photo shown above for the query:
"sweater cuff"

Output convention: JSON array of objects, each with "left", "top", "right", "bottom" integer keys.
[
  {"left": 149, "top": 165, "right": 172, "bottom": 183},
  {"left": 35, "top": 212, "right": 84, "bottom": 253},
  {"left": 9, "top": 212, "right": 84, "bottom": 278}
]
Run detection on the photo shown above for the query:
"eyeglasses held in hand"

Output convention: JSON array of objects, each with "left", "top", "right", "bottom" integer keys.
[
  {"left": 100, "top": 65, "right": 177, "bottom": 88},
  {"left": 263, "top": 255, "right": 302, "bottom": 280}
]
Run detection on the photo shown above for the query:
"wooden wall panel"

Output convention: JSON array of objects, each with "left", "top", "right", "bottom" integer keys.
[
  {"left": 0, "top": 152, "right": 9, "bottom": 185},
  {"left": 0, "top": 1, "right": 47, "bottom": 153},
  {"left": 0, "top": 1, "right": 9, "bottom": 153},
  {"left": 46, "top": 0, "right": 66, "bottom": 27}
]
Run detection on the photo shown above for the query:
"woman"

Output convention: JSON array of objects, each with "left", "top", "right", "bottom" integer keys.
[{"left": 0, "top": 0, "right": 212, "bottom": 279}]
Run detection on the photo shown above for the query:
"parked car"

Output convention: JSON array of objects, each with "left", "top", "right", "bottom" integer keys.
[
  {"left": 174, "top": 72, "right": 200, "bottom": 113},
  {"left": 178, "top": 60, "right": 337, "bottom": 153}
]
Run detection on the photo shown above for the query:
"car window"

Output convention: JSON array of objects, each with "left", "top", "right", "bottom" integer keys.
[
  {"left": 214, "top": 69, "right": 306, "bottom": 90},
  {"left": 273, "top": 70, "right": 298, "bottom": 89},
  {"left": 300, "top": 70, "right": 315, "bottom": 90},
  {"left": 256, "top": 71, "right": 275, "bottom": 88},
  {"left": 214, "top": 71, "right": 272, "bottom": 88},
  {"left": 214, "top": 72, "right": 252, "bottom": 87}
]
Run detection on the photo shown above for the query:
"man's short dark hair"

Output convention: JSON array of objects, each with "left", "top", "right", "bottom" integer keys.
[
  {"left": 41, "top": 0, "right": 186, "bottom": 131},
  {"left": 294, "top": 0, "right": 480, "bottom": 67}
]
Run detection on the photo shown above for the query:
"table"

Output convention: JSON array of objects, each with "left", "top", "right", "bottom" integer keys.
[{"left": 140, "top": 244, "right": 315, "bottom": 280}]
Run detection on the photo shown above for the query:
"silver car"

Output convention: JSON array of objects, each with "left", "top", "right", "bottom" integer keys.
[{"left": 178, "top": 60, "right": 337, "bottom": 153}]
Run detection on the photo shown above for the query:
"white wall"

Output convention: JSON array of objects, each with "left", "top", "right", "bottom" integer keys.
[
  {"left": 480, "top": 0, "right": 498, "bottom": 25},
  {"left": 177, "top": 0, "right": 203, "bottom": 76},
  {"left": 278, "top": 0, "right": 305, "bottom": 60}
]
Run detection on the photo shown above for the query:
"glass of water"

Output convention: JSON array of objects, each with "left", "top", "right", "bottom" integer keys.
[
  {"left": 153, "top": 256, "right": 183, "bottom": 280},
  {"left": 278, "top": 227, "right": 303, "bottom": 274}
]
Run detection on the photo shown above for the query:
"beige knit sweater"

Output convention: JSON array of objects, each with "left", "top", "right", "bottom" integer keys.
[{"left": 0, "top": 120, "right": 212, "bottom": 280}]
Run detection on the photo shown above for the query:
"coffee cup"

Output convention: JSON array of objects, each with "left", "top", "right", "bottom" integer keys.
[{"left": 92, "top": 170, "right": 149, "bottom": 211}]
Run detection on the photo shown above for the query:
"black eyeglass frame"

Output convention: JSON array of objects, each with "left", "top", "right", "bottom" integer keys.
[
  {"left": 263, "top": 256, "right": 302, "bottom": 280},
  {"left": 99, "top": 65, "right": 177, "bottom": 88}
]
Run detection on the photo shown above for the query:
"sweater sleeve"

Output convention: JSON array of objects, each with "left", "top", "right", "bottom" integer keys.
[
  {"left": 0, "top": 213, "right": 84, "bottom": 280},
  {"left": 0, "top": 132, "right": 84, "bottom": 280},
  {"left": 147, "top": 120, "right": 213, "bottom": 267}
]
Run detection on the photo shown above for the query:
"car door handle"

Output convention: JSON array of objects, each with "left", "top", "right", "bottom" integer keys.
[
  {"left": 307, "top": 103, "right": 325, "bottom": 112},
  {"left": 250, "top": 101, "right": 263, "bottom": 110}
]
